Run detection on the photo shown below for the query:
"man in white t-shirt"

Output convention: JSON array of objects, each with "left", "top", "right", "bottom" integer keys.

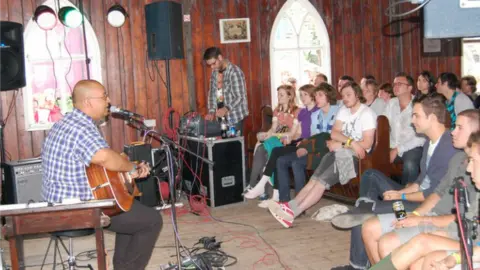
[{"left": 267, "top": 81, "right": 377, "bottom": 228}]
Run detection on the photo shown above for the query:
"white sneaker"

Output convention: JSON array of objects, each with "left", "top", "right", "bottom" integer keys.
[{"left": 258, "top": 199, "right": 272, "bottom": 208}]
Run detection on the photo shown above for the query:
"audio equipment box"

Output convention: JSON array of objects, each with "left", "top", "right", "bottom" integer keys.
[
  {"left": 1, "top": 158, "right": 43, "bottom": 204},
  {"left": 179, "top": 136, "right": 246, "bottom": 207}
]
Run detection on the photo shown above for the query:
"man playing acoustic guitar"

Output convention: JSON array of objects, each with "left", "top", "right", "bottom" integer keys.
[{"left": 41, "top": 80, "right": 162, "bottom": 270}]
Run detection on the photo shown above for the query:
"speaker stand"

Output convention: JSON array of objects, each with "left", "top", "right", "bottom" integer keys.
[{"left": 165, "top": 59, "right": 173, "bottom": 128}]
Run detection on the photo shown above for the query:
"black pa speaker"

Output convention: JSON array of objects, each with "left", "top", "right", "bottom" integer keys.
[
  {"left": 144, "top": 1, "right": 184, "bottom": 60},
  {"left": 0, "top": 21, "right": 26, "bottom": 91}
]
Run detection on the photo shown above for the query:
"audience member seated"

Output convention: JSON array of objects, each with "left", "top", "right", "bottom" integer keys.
[
  {"left": 314, "top": 73, "right": 329, "bottom": 86},
  {"left": 267, "top": 81, "right": 377, "bottom": 228},
  {"left": 386, "top": 72, "right": 425, "bottom": 185},
  {"left": 370, "top": 127, "right": 480, "bottom": 270},
  {"left": 252, "top": 83, "right": 340, "bottom": 208},
  {"left": 436, "top": 72, "right": 474, "bottom": 128},
  {"left": 369, "top": 110, "right": 479, "bottom": 269},
  {"left": 416, "top": 70, "right": 437, "bottom": 97},
  {"left": 336, "top": 75, "right": 355, "bottom": 107},
  {"left": 378, "top": 83, "right": 394, "bottom": 104},
  {"left": 461, "top": 75, "right": 479, "bottom": 108},
  {"left": 245, "top": 85, "right": 300, "bottom": 199},
  {"left": 362, "top": 79, "right": 386, "bottom": 116},
  {"left": 360, "top": 75, "right": 376, "bottom": 91},
  {"left": 244, "top": 84, "right": 319, "bottom": 200},
  {"left": 330, "top": 94, "right": 459, "bottom": 270}
]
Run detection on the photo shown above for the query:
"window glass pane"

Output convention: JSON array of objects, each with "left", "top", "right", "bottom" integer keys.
[
  {"left": 286, "top": 1, "right": 307, "bottom": 33},
  {"left": 272, "top": 50, "right": 299, "bottom": 107},
  {"left": 299, "top": 15, "right": 322, "bottom": 48},
  {"left": 274, "top": 16, "right": 297, "bottom": 49},
  {"left": 300, "top": 49, "right": 324, "bottom": 84}
]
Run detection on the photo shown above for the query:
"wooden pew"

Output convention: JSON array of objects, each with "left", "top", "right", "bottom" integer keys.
[
  {"left": 320, "top": 115, "right": 391, "bottom": 203},
  {"left": 245, "top": 112, "right": 392, "bottom": 203}
]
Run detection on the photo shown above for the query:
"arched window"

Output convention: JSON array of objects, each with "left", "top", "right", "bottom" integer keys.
[
  {"left": 270, "top": 0, "right": 331, "bottom": 107},
  {"left": 23, "top": 0, "right": 102, "bottom": 131}
]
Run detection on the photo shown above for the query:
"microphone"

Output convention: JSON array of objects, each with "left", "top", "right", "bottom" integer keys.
[{"left": 109, "top": 106, "right": 144, "bottom": 119}]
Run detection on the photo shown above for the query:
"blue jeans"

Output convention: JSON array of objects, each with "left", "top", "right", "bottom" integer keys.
[
  {"left": 276, "top": 152, "right": 308, "bottom": 202},
  {"left": 394, "top": 147, "right": 423, "bottom": 186},
  {"left": 350, "top": 169, "right": 420, "bottom": 269}
]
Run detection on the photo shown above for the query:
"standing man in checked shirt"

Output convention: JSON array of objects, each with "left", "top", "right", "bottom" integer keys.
[
  {"left": 41, "top": 80, "right": 162, "bottom": 270},
  {"left": 203, "top": 47, "right": 249, "bottom": 133}
]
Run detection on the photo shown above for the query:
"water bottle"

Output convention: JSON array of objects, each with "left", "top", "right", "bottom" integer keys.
[
  {"left": 229, "top": 119, "right": 236, "bottom": 138},
  {"left": 220, "top": 117, "right": 228, "bottom": 139}
]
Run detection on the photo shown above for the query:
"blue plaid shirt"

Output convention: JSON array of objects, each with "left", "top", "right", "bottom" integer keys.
[{"left": 41, "top": 109, "right": 109, "bottom": 203}]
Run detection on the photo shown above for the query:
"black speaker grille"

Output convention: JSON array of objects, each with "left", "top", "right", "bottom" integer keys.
[{"left": 1, "top": 49, "right": 20, "bottom": 83}]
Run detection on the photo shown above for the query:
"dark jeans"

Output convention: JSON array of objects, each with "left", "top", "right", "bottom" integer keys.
[
  {"left": 394, "top": 147, "right": 423, "bottom": 186},
  {"left": 108, "top": 200, "right": 163, "bottom": 270},
  {"left": 276, "top": 152, "right": 308, "bottom": 202},
  {"left": 350, "top": 169, "right": 420, "bottom": 269},
  {"left": 264, "top": 145, "right": 297, "bottom": 176}
]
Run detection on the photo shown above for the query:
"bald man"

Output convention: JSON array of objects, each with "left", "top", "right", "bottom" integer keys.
[{"left": 41, "top": 80, "right": 162, "bottom": 270}]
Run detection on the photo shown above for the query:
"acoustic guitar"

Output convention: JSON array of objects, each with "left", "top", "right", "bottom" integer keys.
[{"left": 85, "top": 161, "right": 143, "bottom": 217}]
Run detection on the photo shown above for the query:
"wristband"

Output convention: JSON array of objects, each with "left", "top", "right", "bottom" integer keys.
[
  {"left": 401, "top": 193, "right": 407, "bottom": 200},
  {"left": 412, "top": 211, "right": 420, "bottom": 216},
  {"left": 346, "top": 138, "right": 353, "bottom": 147},
  {"left": 129, "top": 164, "right": 137, "bottom": 175},
  {"left": 452, "top": 252, "right": 461, "bottom": 264}
]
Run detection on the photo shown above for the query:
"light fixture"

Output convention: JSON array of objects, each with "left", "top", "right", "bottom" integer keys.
[
  {"left": 107, "top": 4, "right": 128, "bottom": 27},
  {"left": 58, "top": 6, "right": 83, "bottom": 28},
  {"left": 33, "top": 5, "right": 57, "bottom": 30}
]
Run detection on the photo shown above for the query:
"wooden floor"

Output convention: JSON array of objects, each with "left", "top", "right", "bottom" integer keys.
[{"left": 1, "top": 199, "right": 351, "bottom": 270}]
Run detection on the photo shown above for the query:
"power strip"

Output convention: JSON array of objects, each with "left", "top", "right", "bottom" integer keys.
[{"left": 155, "top": 202, "right": 184, "bottom": 211}]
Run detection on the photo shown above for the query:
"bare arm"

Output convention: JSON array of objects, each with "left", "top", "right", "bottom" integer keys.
[
  {"left": 415, "top": 193, "right": 441, "bottom": 215},
  {"left": 403, "top": 191, "right": 426, "bottom": 202},
  {"left": 91, "top": 148, "right": 135, "bottom": 172},
  {"left": 330, "top": 120, "right": 347, "bottom": 143}
]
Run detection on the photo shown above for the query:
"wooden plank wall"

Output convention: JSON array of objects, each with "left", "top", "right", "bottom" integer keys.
[
  {"left": 191, "top": 0, "right": 461, "bottom": 138},
  {"left": 0, "top": 0, "right": 189, "bottom": 161},
  {"left": 0, "top": 0, "right": 462, "bottom": 161}
]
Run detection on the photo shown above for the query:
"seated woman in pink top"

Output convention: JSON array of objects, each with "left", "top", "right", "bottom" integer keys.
[{"left": 246, "top": 85, "right": 300, "bottom": 198}]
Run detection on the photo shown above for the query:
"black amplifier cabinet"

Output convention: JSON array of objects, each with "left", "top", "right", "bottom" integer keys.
[
  {"left": 2, "top": 158, "right": 43, "bottom": 204},
  {"left": 180, "top": 136, "right": 246, "bottom": 207},
  {"left": 123, "top": 143, "right": 159, "bottom": 207}
]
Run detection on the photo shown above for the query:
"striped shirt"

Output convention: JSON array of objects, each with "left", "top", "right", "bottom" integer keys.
[{"left": 41, "top": 108, "right": 109, "bottom": 203}]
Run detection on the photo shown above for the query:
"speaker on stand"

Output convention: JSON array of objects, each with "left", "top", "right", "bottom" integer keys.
[
  {"left": 145, "top": 1, "right": 184, "bottom": 127},
  {"left": 0, "top": 21, "right": 26, "bottom": 91}
]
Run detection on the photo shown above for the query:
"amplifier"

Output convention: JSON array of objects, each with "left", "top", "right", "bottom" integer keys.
[
  {"left": 123, "top": 143, "right": 160, "bottom": 207},
  {"left": 180, "top": 136, "right": 246, "bottom": 207},
  {"left": 1, "top": 158, "right": 43, "bottom": 204}
]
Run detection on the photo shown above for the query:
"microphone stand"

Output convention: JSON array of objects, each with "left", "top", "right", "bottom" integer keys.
[
  {"left": 125, "top": 117, "right": 213, "bottom": 270},
  {"left": 452, "top": 177, "right": 474, "bottom": 270}
]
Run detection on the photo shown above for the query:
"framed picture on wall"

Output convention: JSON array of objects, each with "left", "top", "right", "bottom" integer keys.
[
  {"left": 219, "top": 18, "right": 251, "bottom": 44},
  {"left": 462, "top": 38, "right": 480, "bottom": 90}
]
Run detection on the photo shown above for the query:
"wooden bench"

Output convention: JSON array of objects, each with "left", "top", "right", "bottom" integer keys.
[
  {"left": 246, "top": 113, "right": 393, "bottom": 203},
  {"left": 319, "top": 115, "right": 391, "bottom": 203}
]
